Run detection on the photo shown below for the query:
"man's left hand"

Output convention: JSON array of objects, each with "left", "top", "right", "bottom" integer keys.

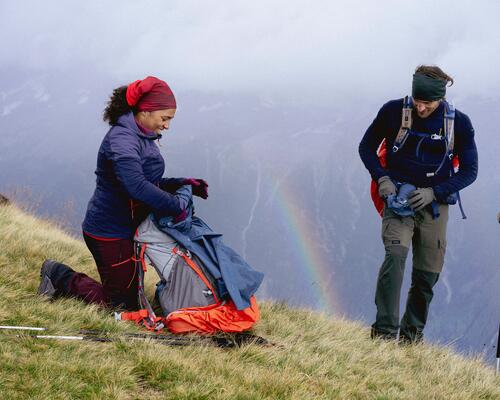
[{"left": 408, "top": 188, "right": 435, "bottom": 212}]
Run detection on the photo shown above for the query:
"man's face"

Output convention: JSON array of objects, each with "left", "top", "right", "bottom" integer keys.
[{"left": 413, "top": 99, "right": 440, "bottom": 119}]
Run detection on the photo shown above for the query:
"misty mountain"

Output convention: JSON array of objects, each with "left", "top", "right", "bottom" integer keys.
[{"left": 1, "top": 70, "right": 498, "bottom": 359}]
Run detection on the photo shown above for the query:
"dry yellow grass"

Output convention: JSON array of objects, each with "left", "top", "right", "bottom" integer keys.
[{"left": 0, "top": 204, "right": 499, "bottom": 399}]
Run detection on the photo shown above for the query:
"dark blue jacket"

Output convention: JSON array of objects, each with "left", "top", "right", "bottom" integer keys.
[
  {"left": 155, "top": 186, "right": 264, "bottom": 310},
  {"left": 359, "top": 99, "right": 478, "bottom": 202},
  {"left": 82, "top": 112, "right": 184, "bottom": 238}
]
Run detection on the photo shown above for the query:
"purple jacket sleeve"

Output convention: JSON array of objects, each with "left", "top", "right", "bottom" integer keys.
[
  {"left": 159, "top": 177, "right": 186, "bottom": 194},
  {"left": 433, "top": 112, "right": 479, "bottom": 202},
  {"left": 109, "top": 130, "right": 182, "bottom": 216}
]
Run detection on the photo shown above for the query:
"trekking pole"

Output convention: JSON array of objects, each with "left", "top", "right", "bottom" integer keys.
[
  {"left": 29, "top": 334, "right": 112, "bottom": 343},
  {"left": 80, "top": 329, "right": 273, "bottom": 347},
  {"left": 16, "top": 333, "right": 189, "bottom": 345},
  {"left": 0, "top": 325, "right": 46, "bottom": 331},
  {"left": 1, "top": 326, "right": 272, "bottom": 348},
  {"left": 3, "top": 331, "right": 253, "bottom": 348},
  {"left": 496, "top": 323, "right": 500, "bottom": 375},
  {"left": 0, "top": 325, "right": 201, "bottom": 345},
  {"left": 1, "top": 330, "right": 209, "bottom": 346}
]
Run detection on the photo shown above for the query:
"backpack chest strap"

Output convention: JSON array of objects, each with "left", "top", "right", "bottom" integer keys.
[{"left": 392, "top": 97, "right": 455, "bottom": 157}]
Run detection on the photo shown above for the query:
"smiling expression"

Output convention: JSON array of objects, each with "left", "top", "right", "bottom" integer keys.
[{"left": 136, "top": 109, "right": 176, "bottom": 134}]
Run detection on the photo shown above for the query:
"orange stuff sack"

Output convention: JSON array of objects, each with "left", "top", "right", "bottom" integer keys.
[{"left": 166, "top": 296, "right": 260, "bottom": 334}]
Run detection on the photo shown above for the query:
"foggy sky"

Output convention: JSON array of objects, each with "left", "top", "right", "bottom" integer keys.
[{"left": 1, "top": 1, "right": 500, "bottom": 104}]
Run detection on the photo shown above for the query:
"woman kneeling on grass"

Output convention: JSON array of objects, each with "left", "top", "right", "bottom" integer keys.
[{"left": 38, "top": 76, "right": 208, "bottom": 310}]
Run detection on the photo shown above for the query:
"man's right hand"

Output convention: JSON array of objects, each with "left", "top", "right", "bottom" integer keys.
[{"left": 378, "top": 176, "right": 396, "bottom": 199}]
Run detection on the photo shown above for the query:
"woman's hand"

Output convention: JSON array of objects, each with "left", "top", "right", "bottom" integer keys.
[
  {"left": 183, "top": 178, "right": 209, "bottom": 199},
  {"left": 173, "top": 208, "right": 188, "bottom": 224}
]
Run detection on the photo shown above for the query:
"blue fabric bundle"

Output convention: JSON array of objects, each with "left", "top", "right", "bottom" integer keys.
[
  {"left": 154, "top": 186, "right": 264, "bottom": 310},
  {"left": 387, "top": 183, "right": 417, "bottom": 217}
]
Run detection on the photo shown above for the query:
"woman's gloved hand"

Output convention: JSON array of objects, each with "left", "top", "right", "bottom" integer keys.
[
  {"left": 173, "top": 208, "right": 187, "bottom": 224},
  {"left": 378, "top": 176, "right": 396, "bottom": 199},
  {"left": 408, "top": 188, "right": 435, "bottom": 212},
  {"left": 183, "top": 178, "right": 209, "bottom": 199}
]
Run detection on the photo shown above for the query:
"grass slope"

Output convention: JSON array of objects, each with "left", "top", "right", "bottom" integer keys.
[{"left": 0, "top": 204, "right": 498, "bottom": 400}]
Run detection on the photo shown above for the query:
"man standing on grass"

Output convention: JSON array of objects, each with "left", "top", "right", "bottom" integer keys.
[{"left": 359, "top": 65, "right": 478, "bottom": 343}]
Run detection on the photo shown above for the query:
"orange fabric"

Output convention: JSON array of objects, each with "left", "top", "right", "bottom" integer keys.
[
  {"left": 120, "top": 309, "right": 149, "bottom": 322},
  {"left": 119, "top": 309, "right": 166, "bottom": 331},
  {"left": 119, "top": 298, "right": 260, "bottom": 334},
  {"left": 166, "top": 296, "right": 260, "bottom": 334},
  {"left": 370, "top": 139, "right": 387, "bottom": 217},
  {"left": 120, "top": 250, "right": 260, "bottom": 334}
]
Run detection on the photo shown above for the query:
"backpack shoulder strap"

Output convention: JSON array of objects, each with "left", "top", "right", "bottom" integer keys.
[
  {"left": 443, "top": 100, "right": 455, "bottom": 157},
  {"left": 392, "top": 96, "right": 413, "bottom": 153}
]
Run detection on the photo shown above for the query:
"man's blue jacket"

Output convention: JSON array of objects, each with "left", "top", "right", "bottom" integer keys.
[{"left": 359, "top": 99, "right": 478, "bottom": 203}]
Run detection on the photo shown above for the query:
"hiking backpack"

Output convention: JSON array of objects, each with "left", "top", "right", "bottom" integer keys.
[{"left": 118, "top": 215, "right": 260, "bottom": 334}]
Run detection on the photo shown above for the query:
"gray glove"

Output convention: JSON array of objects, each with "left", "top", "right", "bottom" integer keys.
[
  {"left": 378, "top": 176, "right": 396, "bottom": 198},
  {"left": 408, "top": 188, "right": 435, "bottom": 212}
]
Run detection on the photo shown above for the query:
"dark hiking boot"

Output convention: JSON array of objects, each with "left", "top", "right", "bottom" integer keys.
[
  {"left": 371, "top": 327, "right": 397, "bottom": 341},
  {"left": 37, "top": 259, "right": 74, "bottom": 299},
  {"left": 399, "top": 329, "right": 424, "bottom": 345},
  {"left": 38, "top": 260, "right": 59, "bottom": 298}
]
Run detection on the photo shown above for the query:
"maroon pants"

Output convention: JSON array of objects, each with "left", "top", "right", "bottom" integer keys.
[{"left": 66, "top": 233, "right": 139, "bottom": 310}]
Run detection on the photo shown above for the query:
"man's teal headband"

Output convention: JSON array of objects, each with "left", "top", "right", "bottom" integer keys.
[{"left": 412, "top": 73, "right": 447, "bottom": 101}]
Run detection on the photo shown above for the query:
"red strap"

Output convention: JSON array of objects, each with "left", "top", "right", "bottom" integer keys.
[
  {"left": 83, "top": 231, "right": 121, "bottom": 241},
  {"left": 119, "top": 309, "right": 166, "bottom": 331},
  {"left": 111, "top": 257, "right": 134, "bottom": 268},
  {"left": 139, "top": 244, "right": 147, "bottom": 272}
]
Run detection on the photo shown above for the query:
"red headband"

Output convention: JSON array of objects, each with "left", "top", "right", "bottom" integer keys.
[{"left": 126, "top": 76, "right": 176, "bottom": 111}]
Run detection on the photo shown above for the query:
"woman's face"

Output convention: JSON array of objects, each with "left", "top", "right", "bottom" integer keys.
[{"left": 138, "top": 108, "right": 176, "bottom": 134}]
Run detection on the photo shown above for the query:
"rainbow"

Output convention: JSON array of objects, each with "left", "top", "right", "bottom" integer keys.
[{"left": 271, "top": 180, "right": 341, "bottom": 315}]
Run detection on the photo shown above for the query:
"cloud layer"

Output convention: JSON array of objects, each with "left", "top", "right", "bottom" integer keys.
[{"left": 1, "top": 0, "right": 499, "bottom": 103}]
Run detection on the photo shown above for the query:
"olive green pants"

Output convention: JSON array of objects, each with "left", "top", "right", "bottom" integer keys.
[{"left": 372, "top": 204, "right": 449, "bottom": 339}]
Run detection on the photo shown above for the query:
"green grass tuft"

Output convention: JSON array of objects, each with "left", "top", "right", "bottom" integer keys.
[{"left": 0, "top": 204, "right": 499, "bottom": 399}]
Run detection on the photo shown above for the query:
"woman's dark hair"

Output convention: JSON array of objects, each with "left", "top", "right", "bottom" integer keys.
[
  {"left": 415, "top": 65, "right": 454, "bottom": 87},
  {"left": 103, "top": 86, "right": 136, "bottom": 125}
]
